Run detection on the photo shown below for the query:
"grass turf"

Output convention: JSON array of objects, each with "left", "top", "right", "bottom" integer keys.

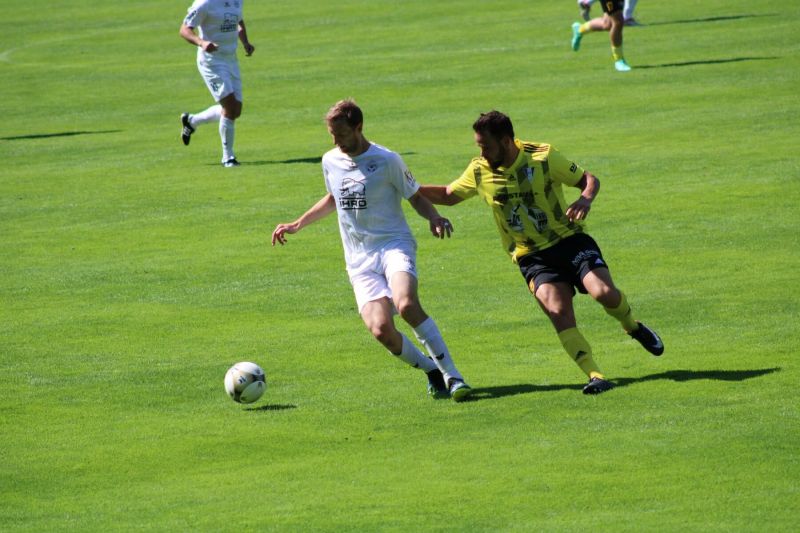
[{"left": 1, "top": 0, "right": 798, "bottom": 530}]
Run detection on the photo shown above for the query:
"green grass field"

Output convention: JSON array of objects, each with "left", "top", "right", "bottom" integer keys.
[{"left": 2, "top": 0, "right": 799, "bottom": 530}]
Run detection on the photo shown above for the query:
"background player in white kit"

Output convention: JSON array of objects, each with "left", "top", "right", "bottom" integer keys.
[
  {"left": 179, "top": 0, "right": 254, "bottom": 167},
  {"left": 271, "top": 99, "right": 472, "bottom": 401}
]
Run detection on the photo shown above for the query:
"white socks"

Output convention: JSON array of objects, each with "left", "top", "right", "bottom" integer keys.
[
  {"left": 394, "top": 334, "right": 437, "bottom": 372},
  {"left": 187, "top": 105, "right": 236, "bottom": 162},
  {"left": 219, "top": 117, "right": 235, "bottom": 161},
  {"left": 413, "top": 317, "right": 463, "bottom": 383},
  {"left": 623, "top": 0, "right": 638, "bottom": 20},
  {"left": 189, "top": 104, "right": 222, "bottom": 127}
]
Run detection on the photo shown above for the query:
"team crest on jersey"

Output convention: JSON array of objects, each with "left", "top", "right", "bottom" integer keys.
[
  {"left": 365, "top": 161, "right": 378, "bottom": 174},
  {"left": 525, "top": 166, "right": 535, "bottom": 181},
  {"left": 340, "top": 178, "right": 367, "bottom": 210}
]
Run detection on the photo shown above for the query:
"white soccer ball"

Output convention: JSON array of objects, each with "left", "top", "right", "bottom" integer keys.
[{"left": 224, "top": 361, "right": 266, "bottom": 404}]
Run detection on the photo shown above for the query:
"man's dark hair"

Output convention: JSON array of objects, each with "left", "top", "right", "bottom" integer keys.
[{"left": 472, "top": 111, "right": 515, "bottom": 140}]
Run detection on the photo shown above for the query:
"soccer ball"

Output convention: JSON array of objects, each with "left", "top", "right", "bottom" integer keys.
[{"left": 224, "top": 362, "right": 266, "bottom": 404}]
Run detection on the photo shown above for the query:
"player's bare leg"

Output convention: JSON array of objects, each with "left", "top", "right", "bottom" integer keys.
[
  {"left": 582, "top": 269, "right": 664, "bottom": 355},
  {"left": 360, "top": 298, "right": 449, "bottom": 397},
  {"left": 390, "top": 272, "right": 471, "bottom": 401},
  {"left": 534, "top": 281, "right": 613, "bottom": 394}
]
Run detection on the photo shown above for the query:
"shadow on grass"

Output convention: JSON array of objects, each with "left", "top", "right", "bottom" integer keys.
[
  {"left": 1, "top": 130, "right": 122, "bottom": 141},
  {"left": 242, "top": 156, "right": 322, "bottom": 165},
  {"left": 234, "top": 152, "right": 418, "bottom": 166},
  {"left": 647, "top": 14, "right": 777, "bottom": 26},
  {"left": 464, "top": 367, "right": 781, "bottom": 402},
  {"left": 245, "top": 403, "right": 297, "bottom": 412},
  {"left": 635, "top": 56, "right": 778, "bottom": 69}
]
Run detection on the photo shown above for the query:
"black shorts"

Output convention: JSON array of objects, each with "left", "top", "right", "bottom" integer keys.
[
  {"left": 600, "top": 0, "right": 624, "bottom": 15},
  {"left": 517, "top": 233, "right": 609, "bottom": 295}
]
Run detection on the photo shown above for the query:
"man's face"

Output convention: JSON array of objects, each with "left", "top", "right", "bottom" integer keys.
[
  {"left": 475, "top": 131, "right": 508, "bottom": 169},
  {"left": 328, "top": 119, "right": 363, "bottom": 155}
]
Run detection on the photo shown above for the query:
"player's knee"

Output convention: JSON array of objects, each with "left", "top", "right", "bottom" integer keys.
[
  {"left": 221, "top": 103, "right": 242, "bottom": 119},
  {"left": 369, "top": 321, "right": 396, "bottom": 346},
  {"left": 592, "top": 285, "right": 620, "bottom": 307},
  {"left": 395, "top": 298, "right": 420, "bottom": 321}
]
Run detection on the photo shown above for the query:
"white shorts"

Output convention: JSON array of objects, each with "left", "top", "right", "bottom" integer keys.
[
  {"left": 197, "top": 54, "right": 242, "bottom": 102},
  {"left": 348, "top": 245, "right": 417, "bottom": 313}
]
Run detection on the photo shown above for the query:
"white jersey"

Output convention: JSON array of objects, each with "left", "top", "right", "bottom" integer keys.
[
  {"left": 184, "top": 0, "right": 243, "bottom": 59},
  {"left": 322, "top": 143, "right": 420, "bottom": 275}
]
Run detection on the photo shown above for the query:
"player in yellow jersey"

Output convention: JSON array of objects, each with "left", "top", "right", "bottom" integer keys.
[
  {"left": 572, "top": 0, "right": 632, "bottom": 72},
  {"left": 420, "top": 111, "right": 663, "bottom": 394}
]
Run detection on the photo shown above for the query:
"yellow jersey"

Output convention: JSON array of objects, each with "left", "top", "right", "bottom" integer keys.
[{"left": 449, "top": 140, "right": 586, "bottom": 262}]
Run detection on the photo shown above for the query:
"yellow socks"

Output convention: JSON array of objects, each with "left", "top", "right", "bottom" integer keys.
[
  {"left": 579, "top": 22, "right": 592, "bottom": 34},
  {"left": 558, "top": 327, "right": 604, "bottom": 380},
  {"left": 612, "top": 46, "right": 625, "bottom": 61},
  {"left": 604, "top": 291, "right": 638, "bottom": 332}
]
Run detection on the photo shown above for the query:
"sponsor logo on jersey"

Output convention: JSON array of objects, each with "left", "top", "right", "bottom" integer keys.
[
  {"left": 507, "top": 205, "right": 524, "bottom": 231},
  {"left": 221, "top": 13, "right": 238, "bottom": 32},
  {"left": 340, "top": 178, "right": 367, "bottom": 210},
  {"left": 526, "top": 206, "right": 548, "bottom": 232}
]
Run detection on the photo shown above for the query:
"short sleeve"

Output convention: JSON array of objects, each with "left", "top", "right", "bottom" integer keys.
[
  {"left": 183, "top": 0, "right": 206, "bottom": 27},
  {"left": 547, "top": 147, "right": 584, "bottom": 186},
  {"left": 447, "top": 160, "right": 480, "bottom": 200},
  {"left": 390, "top": 154, "right": 420, "bottom": 199}
]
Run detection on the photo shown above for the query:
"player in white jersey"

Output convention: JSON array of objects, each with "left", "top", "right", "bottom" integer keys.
[
  {"left": 271, "top": 100, "right": 472, "bottom": 401},
  {"left": 179, "top": 0, "right": 255, "bottom": 167}
]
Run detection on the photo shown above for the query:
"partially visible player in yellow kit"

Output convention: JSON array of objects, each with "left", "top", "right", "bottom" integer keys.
[
  {"left": 572, "top": 0, "right": 631, "bottom": 72},
  {"left": 420, "top": 111, "right": 663, "bottom": 394}
]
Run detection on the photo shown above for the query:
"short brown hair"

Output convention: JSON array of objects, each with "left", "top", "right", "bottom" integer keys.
[
  {"left": 325, "top": 99, "right": 363, "bottom": 128},
  {"left": 473, "top": 110, "right": 515, "bottom": 140}
]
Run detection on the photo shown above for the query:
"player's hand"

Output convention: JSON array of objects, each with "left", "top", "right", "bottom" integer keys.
[
  {"left": 202, "top": 40, "right": 218, "bottom": 53},
  {"left": 566, "top": 197, "right": 592, "bottom": 222},
  {"left": 243, "top": 43, "right": 255, "bottom": 56},
  {"left": 271, "top": 223, "right": 299, "bottom": 246},
  {"left": 430, "top": 216, "right": 454, "bottom": 239}
]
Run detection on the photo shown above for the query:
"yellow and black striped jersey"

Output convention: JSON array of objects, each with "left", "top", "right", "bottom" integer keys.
[{"left": 449, "top": 140, "right": 586, "bottom": 262}]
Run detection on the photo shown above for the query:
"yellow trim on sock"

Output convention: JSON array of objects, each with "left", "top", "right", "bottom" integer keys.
[
  {"left": 557, "top": 327, "right": 603, "bottom": 379},
  {"left": 603, "top": 292, "right": 637, "bottom": 332},
  {"left": 579, "top": 22, "right": 591, "bottom": 34},
  {"left": 612, "top": 46, "right": 624, "bottom": 61}
]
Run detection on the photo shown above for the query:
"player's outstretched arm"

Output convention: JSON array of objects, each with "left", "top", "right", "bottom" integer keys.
[
  {"left": 271, "top": 194, "right": 336, "bottom": 246},
  {"left": 408, "top": 192, "right": 453, "bottom": 239},
  {"left": 418, "top": 185, "right": 465, "bottom": 206}
]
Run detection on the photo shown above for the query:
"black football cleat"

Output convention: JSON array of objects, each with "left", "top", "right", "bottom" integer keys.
[
  {"left": 583, "top": 377, "right": 615, "bottom": 395},
  {"left": 629, "top": 322, "right": 664, "bottom": 356},
  {"left": 426, "top": 368, "right": 449, "bottom": 399},
  {"left": 180, "top": 113, "right": 195, "bottom": 146}
]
